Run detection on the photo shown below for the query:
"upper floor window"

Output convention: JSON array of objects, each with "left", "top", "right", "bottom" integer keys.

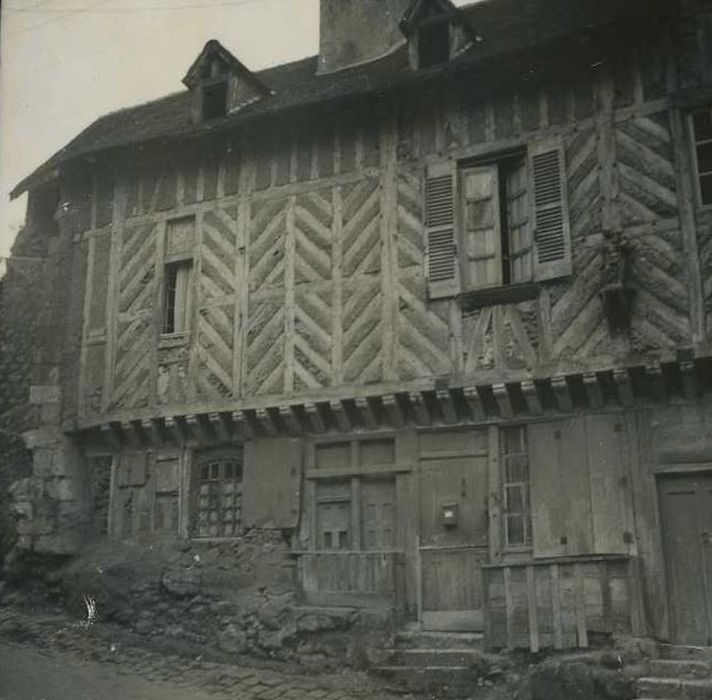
[
  {"left": 417, "top": 18, "right": 450, "bottom": 68},
  {"left": 692, "top": 106, "right": 712, "bottom": 206},
  {"left": 201, "top": 80, "right": 228, "bottom": 121},
  {"left": 425, "top": 140, "right": 572, "bottom": 300},
  {"left": 163, "top": 217, "right": 195, "bottom": 335}
]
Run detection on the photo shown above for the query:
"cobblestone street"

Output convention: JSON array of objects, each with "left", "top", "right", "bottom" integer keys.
[{"left": 0, "top": 606, "right": 407, "bottom": 700}]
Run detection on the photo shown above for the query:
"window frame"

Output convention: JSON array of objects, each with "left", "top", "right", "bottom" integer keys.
[
  {"left": 201, "top": 78, "right": 229, "bottom": 121},
  {"left": 416, "top": 16, "right": 452, "bottom": 69},
  {"left": 689, "top": 105, "right": 712, "bottom": 210},
  {"left": 191, "top": 447, "right": 244, "bottom": 539},
  {"left": 161, "top": 216, "right": 196, "bottom": 338},
  {"left": 499, "top": 425, "right": 533, "bottom": 553}
]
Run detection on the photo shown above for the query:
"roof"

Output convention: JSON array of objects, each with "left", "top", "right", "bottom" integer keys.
[{"left": 11, "top": 0, "right": 668, "bottom": 199}]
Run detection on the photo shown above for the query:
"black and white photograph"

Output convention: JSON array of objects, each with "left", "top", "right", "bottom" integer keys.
[{"left": 0, "top": 1, "right": 711, "bottom": 698}]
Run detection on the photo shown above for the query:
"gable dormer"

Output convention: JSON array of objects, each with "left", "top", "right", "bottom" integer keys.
[
  {"left": 400, "top": 0, "right": 475, "bottom": 70},
  {"left": 183, "top": 40, "right": 272, "bottom": 123}
]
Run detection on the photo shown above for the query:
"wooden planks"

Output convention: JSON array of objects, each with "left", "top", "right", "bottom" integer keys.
[{"left": 483, "top": 556, "right": 632, "bottom": 651}]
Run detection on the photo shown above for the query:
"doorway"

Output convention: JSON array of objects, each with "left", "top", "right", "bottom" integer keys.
[{"left": 658, "top": 472, "right": 712, "bottom": 645}]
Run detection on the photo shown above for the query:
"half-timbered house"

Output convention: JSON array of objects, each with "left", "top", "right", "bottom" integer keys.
[{"left": 7, "top": 0, "right": 712, "bottom": 653}]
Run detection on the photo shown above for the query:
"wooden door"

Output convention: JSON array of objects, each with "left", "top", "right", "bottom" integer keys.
[
  {"left": 361, "top": 479, "right": 396, "bottom": 550},
  {"left": 658, "top": 473, "right": 712, "bottom": 645},
  {"left": 418, "top": 429, "right": 490, "bottom": 631}
]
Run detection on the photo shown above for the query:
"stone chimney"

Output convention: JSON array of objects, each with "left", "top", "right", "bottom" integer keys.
[{"left": 318, "top": 0, "right": 412, "bottom": 74}]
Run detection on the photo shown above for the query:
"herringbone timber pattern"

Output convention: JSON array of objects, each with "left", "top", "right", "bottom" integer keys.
[
  {"left": 629, "top": 225, "right": 692, "bottom": 351},
  {"left": 245, "top": 299, "right": 285, "bottom": 395},
  {"left": 111, "top": 222, "right": 157, "bottom": 410},
  {"left": 395, "top": 170, "right": 452, "bottom": 379},
  {"left": 616, "top": 113, "right": 678, "bottom": 225},
  {"left": 196, "top": 303, "right": 236, "bottom": 400},
  {"left": 340, "top": 177, "right": 384, "bottom": 383},
  {"left": 342, "top": 178, "right": 381, "bottom": 276},
  {"left": 294, "top": 190, "right": 333, "bottom": 283},
  {"left": 294, "top": 287, "right": 333, "bottom": 390},
  {"left": 249, "top": 198, "right": 287, "bottom": 292},
  {"left": 201, "top": 208, "right": 239, "bottom": 300},
  {"left": 342, "top": 279, "right": 383, "bottom": 384},
  {"left": 246, "top": 197, "right": 290, "bottom": 395},
  {"left": 549, "top": 129, "right": 609, "bottom": 359},
  {"left": 195, "top": 207, "right": 239, "bottom": 401}
]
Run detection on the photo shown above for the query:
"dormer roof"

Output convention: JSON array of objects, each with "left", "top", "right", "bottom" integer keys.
[
  {"left": 182, "top": 39, "right": 271, "bottom": 97},
  {"left": 399, "top": 0, "right": 472, "bottom": 37}
]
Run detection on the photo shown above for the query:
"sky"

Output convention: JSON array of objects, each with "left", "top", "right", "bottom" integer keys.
[{"left": 0, "top": 0, "right": 473, "bottom": 265}]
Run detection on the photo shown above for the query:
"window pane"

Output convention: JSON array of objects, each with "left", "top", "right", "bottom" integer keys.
[
  {"left": 506, "top": 485, "right": 524, "bottom": 513},
  {"left": 505, "top": 454, "right": 529, "bottom": 483},
  {"left": 506, "top": 515, "right": 525, "bottom": 546},
  {"left": 697, "top": 142, "right": 712, "bottom": 173},
  {"left": 701, "top": 174, "right": 712, "bottom": 205},
  {"left": 693, "top": 109, "right": 712, "bottom": 141}
]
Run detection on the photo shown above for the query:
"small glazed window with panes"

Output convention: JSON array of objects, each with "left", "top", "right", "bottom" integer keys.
[
  {"left": 692, "top": 106, "right": 712, "bottom": 207},
  {"left": 500, "top": 426, "right": 532, "bottom": 550},
  {"left": 194, "top": 450, "right": 242, "bottom": 538}
]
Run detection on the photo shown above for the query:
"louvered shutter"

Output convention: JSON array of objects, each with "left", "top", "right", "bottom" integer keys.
[
  {"left": 529, "top": 140, "right": 572, "bottom": 281},
  {"left": 425, "top": 161, "right": 459, "bottom": 298}
]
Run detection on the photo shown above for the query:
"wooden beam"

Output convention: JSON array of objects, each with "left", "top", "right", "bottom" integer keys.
[
  {"left": 526, "top": 566, "right": 540, "bottom": 653},
  {"left": 551, "top": 377, "right": 573, "bottom": 413},
  {"left": 436, "top": 389, "right": 458, "bottom": 424},
  {"left": 409, "top": 392, "right": 431, "bottom": 426},
  {"left": 139, "top": 418, "right": 159, "bottom": 445},
  {"left": 521, "top": 380, "right": 543, "bottom": 416},
  {"left": 304, "top": 403, "right": 326, "bottom": 434},
  {"left": 680, "top": 361, "right": 698, "bottom": 400},
  {"left": 100, "top": 423, "right": 123, "bottom": 450},
  {"left": 582, "top": 372, "right": 604, "bottom": 409},
  {"left": 207, "top": 412, "right": 229, "bottom": 442},
  {"left": 254, "top": 408, "right": 278, "bottom": 436},
  {"left": 277, "top": 406, "right": 301, "bottom": 436},
  {"left": 382, "top": 394, "right": 405, "bottom": 428},
  {"left": 233, "top": 410, "right": 255, "bottom": 441},
  {"left": 197, "top": 414, "right": 218, "bottom": 442},
  {"left": 492, "top": 383, "right": 514, "bottom": 419},
  {"left": 219, "top": 411, "right": 236, "bottom": 440},
  {"left": 151, "top": 417, "right": 171, "bottom": 446},
  {"left": 242, "top": 410, "right": 263, "bottom": 438},
  {"left": 643, "top": 365, "right": 667, "bottom": 402},
  {"left": 613, "top": 369, "right": 635, "bottom": 407},
  {"left": 329, "top": 400, "right": 351, "bottom": 432},
  {"left": 164, "top": 417, "right": 184, "bottom": 445},
  {"left": 355, "top": 397, "right": 378, "bottom": 431},
  {"left": 463, "top": 386, "right": 485, "bottom": 422}
]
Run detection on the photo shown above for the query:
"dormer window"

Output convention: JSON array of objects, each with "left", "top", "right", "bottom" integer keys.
[
  {"left": 418, "top": 18, "right": 450, "bottom": 68},
  {"left": 400, "top": 0, "right": 475, "bottom": 72},
  {"left": 183, "top": 39, "right": 272, "bottom": 125},
  {"left": 202, "top": 81, "right": 228, "bottom": 121}
]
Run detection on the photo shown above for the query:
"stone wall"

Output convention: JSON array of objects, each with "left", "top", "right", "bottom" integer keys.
[{"left": 0, "top": 222, "right": 47, "bottom": 562}]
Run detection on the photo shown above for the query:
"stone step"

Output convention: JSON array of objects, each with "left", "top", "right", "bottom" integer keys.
[
  {"left": 636, "top": 676, "right": 712, "bottom": 699},
  {"left": 647, "top": 659, "right": 711, "bottom": 679},
  {"left": 384, "top": 648, "right": 483, "bottom": 668},
  {"left": 658, "top": 644, "right": 712, "bottom": 664},
  {"left": 374, "top": 665, "right": 479, "bottom": 698},
  {"left": 394, "top": 629, "right": 484, "bottom": 650}
]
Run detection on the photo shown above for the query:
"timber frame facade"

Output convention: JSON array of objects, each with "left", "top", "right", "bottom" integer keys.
[{"left": 8, "top": 0, "right": 712, "bottom": 652}]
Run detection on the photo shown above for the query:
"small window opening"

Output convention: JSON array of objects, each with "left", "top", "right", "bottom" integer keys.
[
  {"left": 163, "top": 260, "right": 193, "bottom": 334},
  {"left": 692, "top": 107, "right": 712, "bottom": 206},
  {"left": 418, "top": 20, "right": 450, "bottom": 68},
  {"left": 202, "top": 81, "right": 228, "bottom": 120}
]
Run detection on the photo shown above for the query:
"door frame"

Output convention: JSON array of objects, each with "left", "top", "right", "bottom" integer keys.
[{"left": 656, "top": 466, "right": 712, "bottom": 645}]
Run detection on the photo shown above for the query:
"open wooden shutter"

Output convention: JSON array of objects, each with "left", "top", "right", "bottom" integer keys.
[
  {"left": 460, "top": 165, "right": 502, "bottom": 291},
  {"left": 425, "top": 161, "right": 459, "bottom": 298},
  {"left": 529, "top": 140, "right": 572, "bottom": 281}
]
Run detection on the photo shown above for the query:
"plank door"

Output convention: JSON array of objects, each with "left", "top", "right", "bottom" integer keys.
[
  {"left": 418, "top": 429, "right": 490, "bottom": 631},
  {"left": 658, "top": 473, "right": 712, "bottom": 645},
  {"left": 361, "top": 479, "right": 397, "bottom": 550}
]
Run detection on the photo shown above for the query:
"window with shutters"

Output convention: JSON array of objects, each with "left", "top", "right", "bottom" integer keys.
[
  {"left": 424, "top": 140, "right": 571, "bottom": 299},
  {"left": 691, "top": 106, "right": 712, "bottom": 207}
]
